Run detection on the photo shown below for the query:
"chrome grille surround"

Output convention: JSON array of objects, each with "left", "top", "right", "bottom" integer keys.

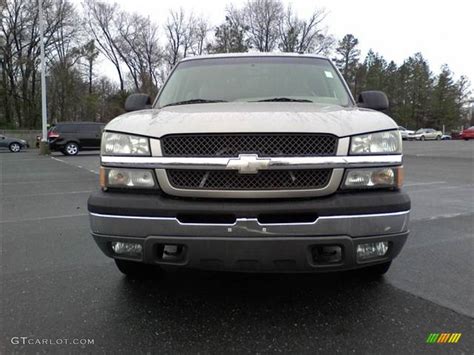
[{"left": 100, "top": 137, "right": 401, "bottom": 198}]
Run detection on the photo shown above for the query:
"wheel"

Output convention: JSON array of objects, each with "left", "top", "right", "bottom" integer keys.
[
  {"left": 361, "top": 261, "right": 392, "bottom": 277},
  {"left": 420, "top": 136, "right": 425, "bottom": 141},
  {"left": 114, "top": 259, "right": 163, "bottom": 279},
  {"left": 436, "top": 135, "right": 441, "bottom": 140},
  {"left": 9, "top": 142, "right": 21, "bottom": 152},
  {"left": 64, "top": 142, "right": 79, "bottom": 156}
]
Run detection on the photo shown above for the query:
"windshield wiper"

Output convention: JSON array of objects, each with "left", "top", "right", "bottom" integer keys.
[
  {"left": 252, "top": 97, "right": 313, "bottom": 103},
  {"left": 162, "top": 99, "right": 227, "bottom": 108}
]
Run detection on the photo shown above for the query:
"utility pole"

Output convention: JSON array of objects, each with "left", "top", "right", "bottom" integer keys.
[{"left": 38, "top": 0, "right": 50, "bottom": 155}]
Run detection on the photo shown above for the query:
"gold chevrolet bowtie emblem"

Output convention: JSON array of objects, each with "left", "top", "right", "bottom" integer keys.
[{"left": 226, "top": 154, "right": 271, "bottom": 174}]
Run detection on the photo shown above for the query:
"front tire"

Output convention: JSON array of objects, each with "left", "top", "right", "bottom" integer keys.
[
  {"left": 115, "top": 259, "right": 163, "bottom": 279},
  {"left": 420, "top": 136, "right": 425, "bottom": 141},
  {"left": 9, "top": 142, "right": 21, "bottom": 152},
  {"left": 64, "top": 142, "right": 79, "bottom": 156},
  {"left": 436, "top": 135, "right": 441, "bottom": 140}
]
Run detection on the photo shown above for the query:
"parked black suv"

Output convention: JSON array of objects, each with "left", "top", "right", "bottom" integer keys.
[{"left": 48, "top": 122, "right": 104, "bottom": 155}]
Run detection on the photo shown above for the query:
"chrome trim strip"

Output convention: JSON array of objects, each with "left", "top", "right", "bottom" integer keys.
[
  {"left": 89, "top": 210, "right": 410, "bottom": 238},
  {"left": 149, "top": 138, "right": 162, "bottom": 156},
  {"left": 336, "top": 137, "right": 350, "bottom": 156},
  {"left": 90, "top": 210, "right": 409, "bottom": 225},
  {"left": 101, "top": 154, "right": 402, "bottom": 170}
]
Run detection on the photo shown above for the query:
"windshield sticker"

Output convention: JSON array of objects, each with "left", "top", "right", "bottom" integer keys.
[{"left": 324, "top": 71, "right": 334, "bottom": 78}]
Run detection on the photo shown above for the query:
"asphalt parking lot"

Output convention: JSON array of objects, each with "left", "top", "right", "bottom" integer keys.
[{"left": 1, "top": 141, "right": 473, "bottom": 353}]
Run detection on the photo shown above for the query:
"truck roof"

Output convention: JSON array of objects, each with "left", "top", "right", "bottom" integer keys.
[{"left": 179, "top": 52, "right": 329, "bottom": 63}]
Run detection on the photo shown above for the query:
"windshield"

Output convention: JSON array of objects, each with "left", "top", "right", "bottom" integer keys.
[{"left": 156, "top": 56, "right": 352, "bottom": 108}]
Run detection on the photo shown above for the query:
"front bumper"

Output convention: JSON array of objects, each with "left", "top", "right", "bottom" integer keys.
[{"left": 88, "top": 190, "right": 410, "bottom": 272}]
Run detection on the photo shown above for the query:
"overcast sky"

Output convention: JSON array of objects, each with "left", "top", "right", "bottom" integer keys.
[{"left": 75, "top": 0, "right": 473, "bottom": 82}]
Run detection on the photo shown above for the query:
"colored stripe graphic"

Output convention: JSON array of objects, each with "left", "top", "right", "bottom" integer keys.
[
  {"left": 438, "top": 334, "right": 449, "bottom": 343},
  {"left": 449, "top": 333, "right": 462, "bottom": 343},
  {"left": 426, "top": 333, "right": 439, "bottom": 343},
  {"left": 426, "top": 333, "right": 461, "bottom": 344}
]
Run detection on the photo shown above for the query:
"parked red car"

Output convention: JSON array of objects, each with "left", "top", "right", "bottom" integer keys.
[{"left": 460, "top": 126, "right": 474, "bottom": 140}]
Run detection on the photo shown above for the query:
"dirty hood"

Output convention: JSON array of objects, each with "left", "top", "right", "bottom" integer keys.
[{"left": 105, "top": 102, "right": 397, "bottom": 138}]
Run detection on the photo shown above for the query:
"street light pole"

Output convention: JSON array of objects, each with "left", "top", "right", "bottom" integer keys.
[{"left": 38, "top": 0, "right": 49, "bottom": 155}]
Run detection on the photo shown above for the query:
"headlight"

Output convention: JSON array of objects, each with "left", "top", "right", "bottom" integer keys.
[
  {"left": 342, "top": 167, "right": 404, "bottom": 189},
  {"left": 350, "top": 130, "right": 402, "bottom": 154},
  {"left": 100, "top": 167, "right": 157, "bottom": 189},
  {"left": 101, "top": 132, "right": 150, "bottom": 156}
]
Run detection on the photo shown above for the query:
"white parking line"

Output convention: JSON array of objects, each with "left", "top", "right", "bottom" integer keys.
[
  {"left": 0, "top": 213, "right": 88, "bottom": 224},
  {"left": 1, "top": 178, "right": 97, "bottom": 185},
  {"left": 412, "top": 212, "right": 473, "bottom": 222},
  {"left": 6, "top": 190, "right": 93, "bottom": 198},
  {"left": 404, "top": 181, "right": 446, "bottom": 187},
  {"left": 51, "top": 156, "right": 99, "bottom": 175},
  {"left": 408, "top": 184, "right": 473, "bottom": 194}
]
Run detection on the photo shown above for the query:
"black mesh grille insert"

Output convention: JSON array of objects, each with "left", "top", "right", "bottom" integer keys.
[
  {"left": 161, "top": 134, "right": 337, "bottom": 157},
  {"left": 167, "top": 169, "right": 332, "bottom": 190}
]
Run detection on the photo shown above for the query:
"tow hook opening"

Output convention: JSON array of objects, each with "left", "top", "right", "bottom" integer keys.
[
  {"left": 155, "top": 244, "right": 186, "bottom": 263},
  {"left": 312, "top": 245, "right": 343, "bottom": 264}
]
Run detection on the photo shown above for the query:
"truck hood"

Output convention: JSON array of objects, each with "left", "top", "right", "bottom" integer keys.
[{"left": 105, "top": 102, "right": 397, "bottom": 138}]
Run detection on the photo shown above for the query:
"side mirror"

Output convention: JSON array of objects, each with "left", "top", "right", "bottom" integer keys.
[
  {"left": 357, "top": 91, "right": 389, "bottom": 111},
  {"left": 124, "top": 94, "right": 152, "bottom": 112}
]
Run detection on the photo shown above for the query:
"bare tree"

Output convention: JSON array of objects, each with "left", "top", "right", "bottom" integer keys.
[
  {"left": 278, "top": 5, "right": 299, "bottom": 52},
  {"left": 84, "top": 0, "right": 124, "bottom": 91},
  {"left": 1, "top": 0, "right": 79, "bottom": 127},
  {"left": 164, "top": 9, "right": 209, "bottom": 69},
  {"left": 192, "top": 17, "right": 211, "bottom": 56},
  {"left": 209, "top": 5, "right": 249, "bottom": 54},
  {"left": 164, "top": 8, "right": 186, "bottom": 68},
  {"left": 243, "top": 0, "right": 283, "bottom": 52},
  {"left": 115, "top": 12, "right": 162, "bottom": 94},
  {"left": 279, "top": 6, "right": 333, "bottom": 54}
]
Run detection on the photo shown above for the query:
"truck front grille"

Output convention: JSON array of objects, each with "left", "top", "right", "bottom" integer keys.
[
  {"left": 167, "top": 169, "right": 332, "bottom": 190},
  {"left": 162, "top": 134, "right": 337, "bottom": 157}
]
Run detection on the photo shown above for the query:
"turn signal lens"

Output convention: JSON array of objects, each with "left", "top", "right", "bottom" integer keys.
[
  {"left": 100, "top": 167, "right": 157, "bottom": 189},
  {"left": 343, "top": 167, "right": 403, "bottom": 189}
]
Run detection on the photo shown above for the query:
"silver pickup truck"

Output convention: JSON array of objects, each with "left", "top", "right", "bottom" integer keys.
[{"left": 88, "top": 53, "right": 410, "bottom": 278}]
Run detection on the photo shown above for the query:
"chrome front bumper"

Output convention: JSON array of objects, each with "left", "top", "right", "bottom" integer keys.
[
  {"left": 90, "top": 210, "right": 409, "bottom": 272},
  {"left": 90, "top": 210, "right": 409, "bottom": 238}
]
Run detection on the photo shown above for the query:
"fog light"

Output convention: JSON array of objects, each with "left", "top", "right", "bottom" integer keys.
[
  {"left": 356, "top": 241, "right": 388, "bottom": 261},
  {"left": 111, "top": 242, "right": 143, "bottom": 257}
]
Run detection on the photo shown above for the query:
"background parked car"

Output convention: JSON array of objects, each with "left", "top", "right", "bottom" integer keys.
[
  {"left": 441, "top": 134, "right": 452, "bottom": 140},
  {"left": 48, "top": 122, "right": 105, "bottom": 155},
  {"left": 449, "top": 131, "right": 462, "bottom": 140},
  {"left": 0, "top": 134, "right": 29, "bottom": 152},
  {"left": 398, "top": 126, "right": 415, "bottom": 140},
  {"left": 409, "top": 128, "right": 443, "bottom": 141},
  {"left": 459, "top": 126, "right": 474, "bottom": 140}
]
